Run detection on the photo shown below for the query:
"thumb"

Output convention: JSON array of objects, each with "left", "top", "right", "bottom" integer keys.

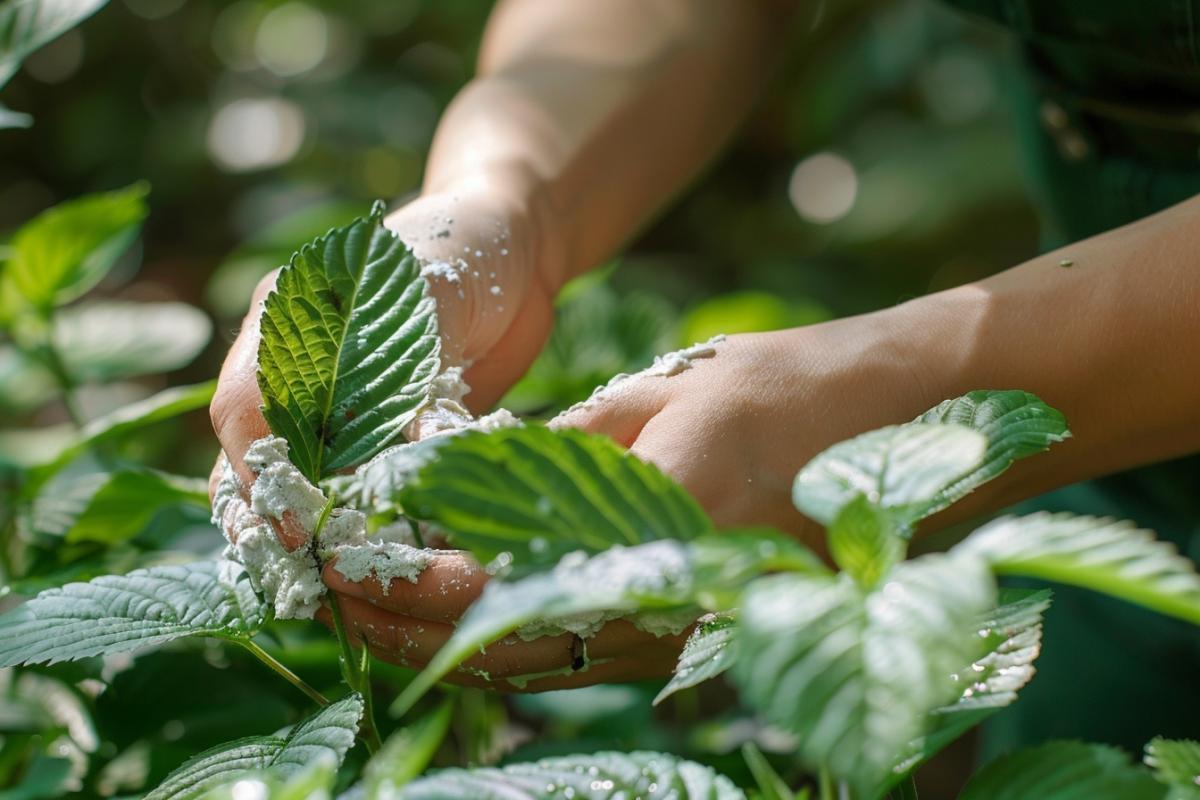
[{"left": 548, "top": 376, "right": 669, "bottom": 448}]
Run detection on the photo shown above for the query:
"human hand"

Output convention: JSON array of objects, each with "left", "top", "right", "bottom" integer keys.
[
  {"left": 548, "top": 319, "right": 934, "bottom": 548},
  {"left": 208, "top": 187, "right": 557, "bottom": 544},
  {"left": 319, "top": 553, "right": 689, "bottom": 691}
]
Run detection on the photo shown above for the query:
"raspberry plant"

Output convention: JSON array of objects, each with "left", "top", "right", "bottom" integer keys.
[{"left": 2, "top": 201, "right": 1199, "bottom": 799}]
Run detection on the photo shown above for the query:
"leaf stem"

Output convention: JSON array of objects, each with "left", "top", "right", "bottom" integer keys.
[
  {"left": 328, "top": 591, "right": 383, "bottom": 753},
  {"left": 819, "top": 767, "right": 835, "bottom": 800},
  {"left": 892, "top": 775, "right": 919, "bottom": 800},
  {"left": 239, "top": 639, "right": 329, "bottom": 707}
]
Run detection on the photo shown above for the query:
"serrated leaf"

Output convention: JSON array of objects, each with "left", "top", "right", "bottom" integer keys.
[
  {"left": 1145, "top": 738, "right": 1200, "bottom": 799},
  {"left": 654, "top": 613, "right": 737, "bottom": 706},
  {"left": 959, "top": 741, "right": 1163, "bottom": 800},
  {"left": 827, "top": 494, "right": 904, "bottom": 588},
  {"left": 401, "top": 426, "right": 715, "bottom": 568},
  {"left": 732, "top": 554, "right": 996, "bottom": 797},
  {"left": 5, "top": 183, "right": 147, "bottom": 311},
  {"left": 889, "top": 589, "right": 1051, "bottom": 783},
  {"left": 257, "top": 202, "right": 440, "bottom": 482},
  {"left": 0, "top": 0, "right": 107, "bottom": 89},
  {"left": 954, "top": 512, "right": 1200, "bottom": 625},
  {"left": 914, "top": 390, "right": 1069, "bottom": 517},
  {"left": 792, "top": 423, "right": 986, "bottom": 530},
  {"left": 52, "top": 301, "right": 212, "bottom": 381},
  {"left": 201, "top": 757, "right": 340, "bottom": 800},
  {"left": 396, "top": 750, "right": 745, "bottom": 799},
  {"left": 391, "top": 541, "right": 695, "bottom": 717},
  {"left": 145, "top": 694, "right": 363, "bottom": 800},
  {"left": 0, "top": 560, "right": 266, "bottom": 666}
]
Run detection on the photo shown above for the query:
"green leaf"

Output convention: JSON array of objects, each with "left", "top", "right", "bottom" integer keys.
[
  {"left": 792, "top": 423, "right": 986, "bottom": 530},
  {"left": 199, "top": 757, "right": 339, "bottom": 800},
  {"left": 360, "top": 699, "right": 453, "bottom": 795},
  {"left": 391, "top": 541, "right": 696, "bottom": 717},
  {"left": 688, "top": 528, "right": 829, "bottom": 609},
  {"left": 63, "top": 469, "right": 208, "bottom": 545},
  {"left": 5, "top": 183, "right": 148, "bottom": 311},
  {"left": 25, "top": 380, "right": 215, "bottom": 489},
  {"left": 0, "top": 101, "right": 32, "bottom": 128},
  {"left": 145, "top": 694, "right": 362, "bottom": 800},
  {"left": 954, "top": 512, "right": 1200, "bottom": 625},
  {"left": 400, "top": 426, "right": 714, "bottom": 568},
  {"left": 1145, "top": 738, "right": 1200, "bottom": 800},
  {"left": 959, "top": 742, "right": 1164, "bottom": 800},
  {"left": 890, "top": 589, "right": 1051, "bottom": 783},
  {"left": 0, "top": 0, "right": 107, "bottom": 88},
  {"left": 395, "top": 751, "right": 746, "bottom": 799},
  {"left": 0, "top": 344, "right": 57, "bottom": 412},
  {"left": 20, "top": 468, "right": 206, "bottom": 544},
  {"left": 256, "top": 201, "right": 440, "bottom": 482},
  {"left": 914, "top": 390, "right": 1069, "bottom": 517},
  {"left": 0, "top": 755, "right": 72, "bottom": 800},
  {"left": 654, "top": 612, "right": 737, "bottom": 706},
  {"left": 52, "top": 301, "right": 212, "bottom": 381},
  {"left": 827, "top": 494, "right": 904, "bottom": 588},
  {"left": 0, "top": 560, "right": 266, "bottom": 666},
  {"left": 740, "top": 742, "right": 795, "bottom": 800},
  {"left": 732, "top": 554, "right": 996, "bottom": 797}
]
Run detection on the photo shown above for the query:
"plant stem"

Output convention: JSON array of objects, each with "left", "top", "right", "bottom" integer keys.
[
  {"left": 892, "top": 776, "right": 919, "bottom": 800},
  {"left": 819, "top": 767, "right": 836, "bottom": 800},
  {"left": 40, "top": 336, "right": 85, "bottom": 428},
  {"left": 328, "top": 590, "right": 383, "bottom": 753},
  {"left": 240, "top": 639, "right": 330, "bottom": 707}
]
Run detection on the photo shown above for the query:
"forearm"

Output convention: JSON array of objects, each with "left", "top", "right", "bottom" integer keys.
[
  {"left": 421, "top": 0, "right": 798, "bottom": 289},
  {"left": 885, "top": 194, "right": 1200, "bottom": 517}
]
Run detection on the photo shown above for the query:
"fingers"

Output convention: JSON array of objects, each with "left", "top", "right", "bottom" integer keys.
[
  {"left": 210, "top": 270, "right": 277, "bottom": 492},
  {"left": 321, "top": 553, "right": 489, "bottom": 623},
  {"left": 323, "top": 593, "right": 689, "bottom": 687},
  {"left": 548, "top": 375, "right": 670, "bottom": 448}
]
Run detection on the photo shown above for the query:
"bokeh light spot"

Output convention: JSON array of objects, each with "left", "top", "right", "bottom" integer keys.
[
  {"left": 255, "top": 2, "right": 329, "bottom": 77},
  {"left": 206, "top": 98, "right": 306, "bottom": 172},
  {"left": 788, "top": 152, "right": 858, "bottom": 224}
]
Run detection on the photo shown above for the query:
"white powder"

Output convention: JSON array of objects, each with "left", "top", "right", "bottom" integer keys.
[
  {"left": 630, "top": 608, "right": 699, "bottom": 638},
  {"left": 224, "top": 522, "right": 324, "bottom": 620},
  {"left": 244, "top": 436, "right": 327, "bottom": 531},
  {"left": 515, "top": 542, "right": 694, "bottom": 641},
  {"left": 560, "top": 335, "right": 727, "bottom": 418},
  {"left": 209, "top": 453, "right": 242, "bottom": 530},
  {"left": 332, "top": 542, "right": 434, "bottom": 594}
]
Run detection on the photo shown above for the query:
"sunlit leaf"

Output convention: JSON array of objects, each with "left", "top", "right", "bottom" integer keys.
[
  {"left": 145, "top": 694, "right": 362, "bottom": 800},
  {"left": 395, "top": 750, "right": 745, "bottom": 799},
  {"left": 959, "top": 741, "right": 1163, "bottom": 800},
  {"left": 914, "top": 390, "right": 1069, "bottom": 517},
  {"left": 827, "top": 494, "right": 904, "bottom": 588},
  {"left": 792, "top": 423, "right": 985, "bottom": 530},
  {"left": 954, "top": 512, "right": 1200, "bottom": 625},
  {"left": 0, "top": 560, "right": 266, "bottom": 666},
  {"left": 401, "top": 426, "right": 714, "bottom": 568},
  {"left": 0, "top": 101, "right": 31, "bottom": 128},
  {"left": 889, "top": 589, "right": 1051, "bottom": 783},
  {"left": 53, "top": 301, "right": 212, "bottom": 381},
  {"left": 60, "top": 469, "right": 208, "bottom": 545},
  {"left": 257, "top": 201, "right": 440, "bottom": 482},
  {"left": 654, "top": 613, "right": 737, "bottom": 706},
  {"left": 733, "top": 554, "right": 996, "bottom": 797},
  {"left": 4, "top": 183, "right": 147, "bottom": 311}
]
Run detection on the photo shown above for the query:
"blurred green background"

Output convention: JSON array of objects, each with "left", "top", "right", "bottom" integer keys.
[
  {"left": 1, "top": 0, "right": 1041, "bottom": 433},
  {"left": 0, "top": 1, "right": 1048, "bottom": 797}
]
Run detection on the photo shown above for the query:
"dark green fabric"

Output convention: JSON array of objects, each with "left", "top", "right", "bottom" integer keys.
[{"left": 939, "top": 0, "right": 1200, "bottom": 756}]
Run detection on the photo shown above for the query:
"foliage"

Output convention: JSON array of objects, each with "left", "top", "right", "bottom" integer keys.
[{"left": 3, "top": 198, "right": 1198, "bottom": 800}]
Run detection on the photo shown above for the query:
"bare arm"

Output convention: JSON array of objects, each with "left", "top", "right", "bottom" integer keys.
[{"left": 423, "top": 0, "right": 800, "bottom": 289}]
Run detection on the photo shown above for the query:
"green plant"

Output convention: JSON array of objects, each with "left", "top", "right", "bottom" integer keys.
[{"left": 2, "top": 203, "right": 1198, "bottom": 799}]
